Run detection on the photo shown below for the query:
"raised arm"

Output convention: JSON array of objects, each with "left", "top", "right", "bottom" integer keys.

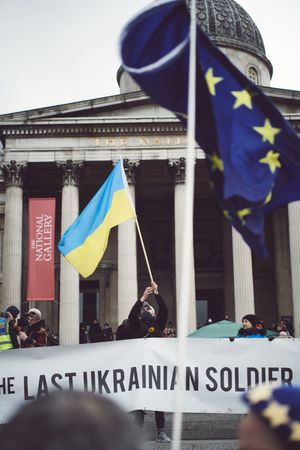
[
  {"left": 152, "top": 282, "right": 168, "bottom": 330},
  {"left": 128, "top": 286, "right": 154, "bottom": 328}
]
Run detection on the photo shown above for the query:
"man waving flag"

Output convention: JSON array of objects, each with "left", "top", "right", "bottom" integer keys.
[
  {"left": 58, "top": 160, "right": 136, "bottom": 278},
  {"left": 120, "top": 0, "right": 300, "bottom": 256}
]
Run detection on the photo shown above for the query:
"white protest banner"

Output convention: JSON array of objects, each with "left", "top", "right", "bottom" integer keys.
[{"left": 1, "top": 337, "right": 300, "bottom": 423}]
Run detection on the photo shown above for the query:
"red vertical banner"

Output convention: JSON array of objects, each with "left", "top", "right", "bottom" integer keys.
[{"left": 27, "top": 198, "right": 56, "bottom": 301}]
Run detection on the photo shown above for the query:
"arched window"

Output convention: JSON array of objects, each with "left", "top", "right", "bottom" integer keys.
[{"left": 248, "top": 66, "right": 259, "bottom": 85}]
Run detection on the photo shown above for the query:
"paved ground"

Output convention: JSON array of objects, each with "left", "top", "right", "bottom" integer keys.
[{"left": 145, "top": 440, "right": 238, "bottom": 449}]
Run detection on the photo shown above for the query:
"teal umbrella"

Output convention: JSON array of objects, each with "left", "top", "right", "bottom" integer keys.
[
  {"left": 188, "top": 320, "right": 240, "bottom": 338},
  {"left": 266, "top": 329, "right": 279, "bottom": 338},
  {"left": 188, "top": 320, "right": 278, "bottom": 338}
]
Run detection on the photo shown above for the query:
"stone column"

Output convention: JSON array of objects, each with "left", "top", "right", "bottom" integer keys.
[
  {"left": 169, "top": 158, "right": 196, "bottom": 334},
  {"left": 102, "top": 264, "right": 113, "bottom": 324},
  {"left": 288, "top": 202, "right": 300, "bottom": 337},
  {"left": 223, "top": 218, "right": 235, "bottom": 320},
  {"left": 57, "top": 160, "right": 83, "bottom": 345},
  {"left": 1, "top": 160, "right": 26, "bottom": 313},
  {"left": 118, "top": 159, "right": 139, "bottom": 323},
  {"left": 272, "top": 208, "right": 293, "bottom": 318},
  {"left": 232, "top": 228, "right": 255, "bottom": 322}
]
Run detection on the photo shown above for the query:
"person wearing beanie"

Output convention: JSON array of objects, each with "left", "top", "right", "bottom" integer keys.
[
  {"left": 19, "top": 308, "right": 47, "bottom": 348},
  {"left": 239, "top": 384, "right": 300, "bottom": 450},
  {"left": 237, "top": 314, "right": 267, "bottom": 338},
  {"left": 0, "top": 305, "right": 20, "bottom": 350},
  {"left": 6, "top": 305, "right": 20, "bottom": 320}
]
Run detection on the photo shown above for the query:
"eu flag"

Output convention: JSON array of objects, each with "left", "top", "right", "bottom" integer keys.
[{"left": 120, "top": 0, "right": 300, "bottom": 256}]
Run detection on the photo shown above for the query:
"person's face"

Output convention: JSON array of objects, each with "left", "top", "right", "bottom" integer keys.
[
  {"left": 242, "top": 319, "right": 253, "bottom": 329},
  {"left": 26, "top": 311, "right": 39, "bottom": 325},
  {"left": 238, "top": 413, "right": 284, "bottom": 450},
  {"left": 142, "top": 306, "right": 155, "bottom": 317}
]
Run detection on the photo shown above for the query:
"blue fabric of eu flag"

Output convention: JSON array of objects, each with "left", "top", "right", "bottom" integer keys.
[{"left": 120, "top": 0, "right": 300, "bottom": 256}]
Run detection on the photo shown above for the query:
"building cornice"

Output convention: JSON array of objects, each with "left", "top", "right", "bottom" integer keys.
[
  {"left": 0, "top": 91, "right": 149, "bottom": 122},
  {"left": 0, "top": 117, "right": 186, "bottom": 138},
  {"left": 0, "top": 85, "right": 299, "bottom": 123},
  {"left": 0, "top": 114, "right": 299, "bottom": 138},
  {"left": 261, "top": 86, "right": 300, "bottom": 103}
]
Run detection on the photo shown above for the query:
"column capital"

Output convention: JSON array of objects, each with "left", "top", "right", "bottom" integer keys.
[
  {"left": 168, "top": 157, "right": 186, "bottom": 184},
  {"left": 57, "top": 160, "right": 83, "bottom": 187},
  {"left": 121, "top": 159, "right": 140, "bottom": 185},
  {"left": 1, "top": 160, "right": 27, "bottom": 188}
]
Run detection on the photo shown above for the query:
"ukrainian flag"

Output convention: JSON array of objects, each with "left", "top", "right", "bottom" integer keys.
[{"left": 58, "top": 160, "right": 136, "bottom": 278}]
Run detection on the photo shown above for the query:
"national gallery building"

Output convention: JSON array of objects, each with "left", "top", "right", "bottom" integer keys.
[{"left": 0, "top": 0, "right": 300, "bottom": 343}]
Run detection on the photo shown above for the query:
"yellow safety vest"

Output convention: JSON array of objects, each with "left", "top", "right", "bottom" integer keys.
[{"left": 0, "top": 317, "right": 13, "bottom": 351}]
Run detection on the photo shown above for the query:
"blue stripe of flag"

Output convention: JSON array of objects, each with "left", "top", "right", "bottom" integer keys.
[{"left": 58, "top": 160, "right": 125, "bottom": 256}]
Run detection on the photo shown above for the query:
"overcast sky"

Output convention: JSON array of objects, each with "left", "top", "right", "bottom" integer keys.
[{"left": 0, "top": 0, "right": 299, "bottom": 115}]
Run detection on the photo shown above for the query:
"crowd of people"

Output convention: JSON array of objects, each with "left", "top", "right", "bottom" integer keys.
[
  {"left": 0, "top": 304, "right": 117, "bottom": 349},
  {"left": 235, "top": 314, "right": 293, "bottom": 339},
  {"left": 0, "top": 280, "right": 173, "bottom": 443},
  {"left": 201, "top": 312, "right": 294, "bottom": 338},
  {"left": 0, "top": 284, "right": 297, "bottom": 448},
  {"left": 80, "top": 321, "right": 115, "bottom": 344},
  {"left": 0, "top": 306, "right": 49, "bottom": 349}
]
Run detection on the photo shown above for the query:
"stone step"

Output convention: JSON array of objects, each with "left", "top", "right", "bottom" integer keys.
[
  {"left": 142, "top": 412, "right": 241, "bottom": 440},
  {"left": 145, "top": 439, "right": 238, "bottom": 450}
]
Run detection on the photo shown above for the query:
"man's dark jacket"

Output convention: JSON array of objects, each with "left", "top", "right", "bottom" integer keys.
[{"left": 127, "top": 293, "right": 168, "bottom": 339}]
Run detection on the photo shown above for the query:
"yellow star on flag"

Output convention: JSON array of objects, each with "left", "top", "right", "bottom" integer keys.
[
  {"left": 253, "top": 119, "right": 281, "bottom": 144},
  {"left": 231, "top": 88, "right": 253, "bottom": 110},
  {"left": 262, "top": 401, "right": 290, "bottom": 427},
  {"left": 237, "top": 208, "right": 251, "bottom": 225},
  {"left": 289, "top": 421, "right": 300, "bottom": 443},
  {"left": 205, "top": 68, "right": 223, "bottom": 96},
  {"left": 247, "top": 385, "right": 272, "bottom": 404},
  {"left": 207, "top": 153, "right": 224, "bottom": 171},
  {"left": 259, "top": 150, "right": 282, "bottom": 173},
  {"left": 264, "top": 190, "right": 273, "bottom": 205},
  {"left": 223, "top": 210, "right": 232, "bottom": 220}
]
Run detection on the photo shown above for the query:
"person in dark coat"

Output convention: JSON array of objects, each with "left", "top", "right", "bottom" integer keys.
[
  {"left": 103, "top": 323, "right": 114, "bottom": 341},
  {"left": 79, "top": 323, "right": 88, "bottom": 344},
  {"left": 126, "top": 281, "right": 171, "bottom": 443},
  {"left": 128, "top": 283, "right": 168, "bottom": 340},
  {"left": 19, "top": 308, "right": 47, "bottom": 347},
  {"left": 88, "top": 320, "right": 104, "bottom": 343},
  {"left": 116, "top": 319, "right": 132, "bottom": 341}
]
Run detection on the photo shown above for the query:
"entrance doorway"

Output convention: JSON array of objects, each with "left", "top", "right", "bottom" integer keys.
[
  {"left": 196, "top": 289, "right": 224, "bottom": 325},
  {"left": 79, "top": 280, "right": 100, "bottom": 326}
]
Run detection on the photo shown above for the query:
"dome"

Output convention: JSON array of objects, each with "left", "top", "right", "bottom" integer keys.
[
  {"left": 118, "top": 0, "right": 273, "bottom": 93},
  {"left": 190, "top": 0, "right": 271, "bottom": 68}
]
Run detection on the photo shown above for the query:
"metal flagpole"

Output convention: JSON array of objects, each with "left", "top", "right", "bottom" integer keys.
[{"left": 171, "top": 0, "right": 197, "bottom": 447}]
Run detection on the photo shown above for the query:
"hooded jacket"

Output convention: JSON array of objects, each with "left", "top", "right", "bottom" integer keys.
[{"left": 127, "top": 293, "right": 168, "bottom": 339}]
